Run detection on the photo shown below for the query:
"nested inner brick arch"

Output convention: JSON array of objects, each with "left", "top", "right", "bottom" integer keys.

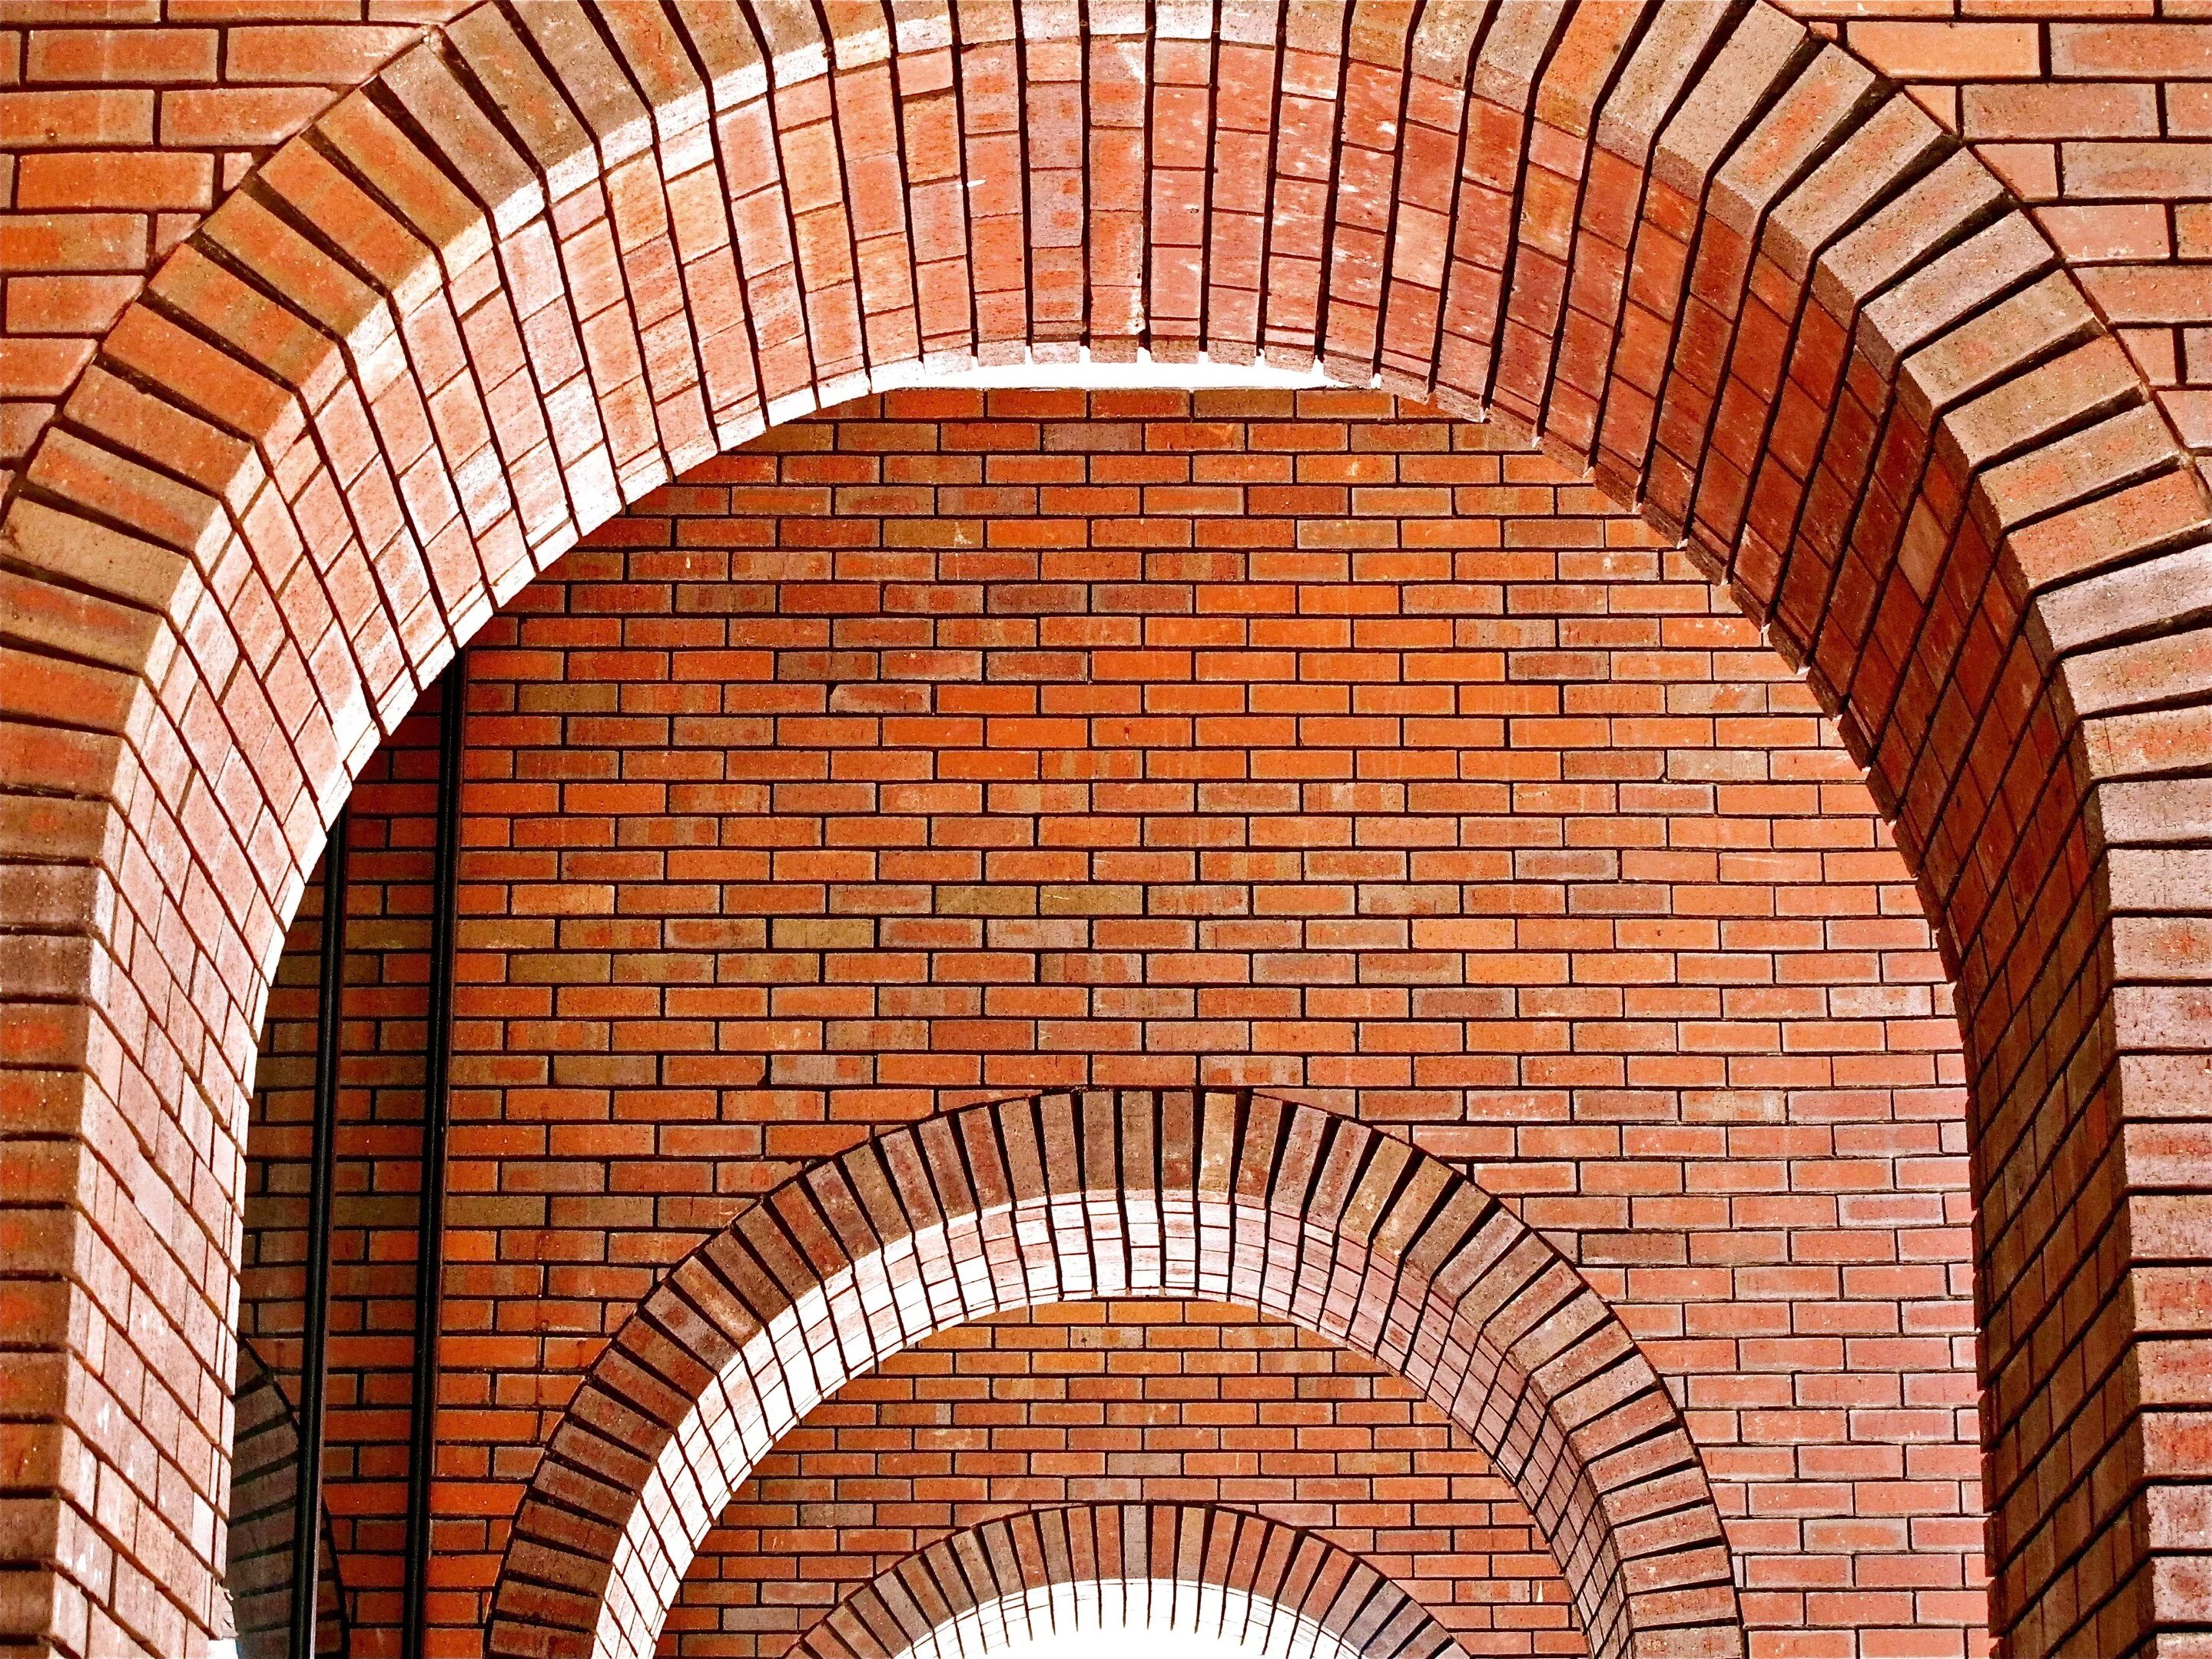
[
  {"left": 670, "top": 1302, "right": 1588, "bottom": 1658},
  {"left": 225, "top": 1349, "right": 345, "bottom": 1659},
  {"left": 5, "top": 2, "right": 2211, "bottom": 1658},
  {"left": 239, "top": 397, "right": 1975, "bottom": 1659},
  {"left": 486, "top": 1088, "right": 1735, "bottom": 1659},
  {"left": 774, "top": 1501, "right": 1465, "bottom": 1659}
]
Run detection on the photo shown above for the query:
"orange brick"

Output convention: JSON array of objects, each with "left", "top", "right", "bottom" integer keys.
[
  {"left": 14, "top": 150, "right": 214, "bottom": 211},
  {"left": 1963, "top": 81, "right": 2158, "bottom": 141},
  {"left": 157, "top": 83, "right": 335, "bottom": 145},
  {"left": 222, "top": 23, "right": 423, "bottom": 85},
  {"left": 0, "top": 336, "right": 95, "bottom": 397},
  {"left": 1845, "top": 20, "right": 2043, "bottom": 81},
  {"left": 0, "top": 87, "right": 154, "bottom": 147},
  {"left": 2051, "top": 22, "right": 2212, "bottom": 80},
  {"left": 0, "top": 213, "right": 148, "bottom": 272},
  {"left": 2, "top": 273, "right": 144, "bottom": 334},
  {"left": 2062, "top": 141, "right": 2212, "bottom": 199},
  {"left": 22, "top": 26, "right": 217, "bottom": 84}
]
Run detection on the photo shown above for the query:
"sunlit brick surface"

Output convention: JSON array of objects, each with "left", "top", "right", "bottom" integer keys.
[{"left": 7, "top": 5, "right": 2212, "bottom": 482}]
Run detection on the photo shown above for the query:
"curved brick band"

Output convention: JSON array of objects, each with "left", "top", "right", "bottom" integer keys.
[
  {"left": 2, "top": 3, "right": 2206, "bottom": 1655},
  {"left": 484, "top": 1087, "right": 1736, "bottom": 1659},
  {"left": 784, "top": 1501, "right": 1458, "bottom": 1659},
  {"left": 223, "top": 1346, "right": 344, "bottom": 1659}
]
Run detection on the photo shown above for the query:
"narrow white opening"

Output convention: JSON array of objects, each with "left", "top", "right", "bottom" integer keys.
[
  {"left": 893, "top": 1579, "right": 1376, "bottom": 1659},
  {"left": 920, "top": 350, "right": 1336, "bottom": 390}
]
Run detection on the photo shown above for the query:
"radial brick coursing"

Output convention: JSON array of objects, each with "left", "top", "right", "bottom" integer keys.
[
  {"left": 8, "top": 5, "right": 2209, "bottom": 487},
  {"left": 741, "top": 1497, "right": 1477, "bottom": 1659}
]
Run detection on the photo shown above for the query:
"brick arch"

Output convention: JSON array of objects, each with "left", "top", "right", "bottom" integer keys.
[
  {"left": 487, "top": 1088, "right": 1731, "bottom": 1659},
  {"left": 4, "top": 3, "right": 2207, "bottom": 1656},
  {"left": 782, "top": 1501, "right": 1462, "bottom": 1659},
  {"left": 225, "top": 1345, "right": 347, "bottom": 1659}
]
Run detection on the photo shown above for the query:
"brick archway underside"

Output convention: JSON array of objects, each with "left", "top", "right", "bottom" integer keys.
[
  {"left": 3, "top": 2, "right": 2208, "bottom": 1657},
  {"left": 224, "top": 1345, "right": 345, "bottom": 1659},
  {"left": 783, "top": 1501, "right": 1464, "bottom": 1659},
  {"left": 487, "top": 1089, "right": 1728, "bottom": 1659}
]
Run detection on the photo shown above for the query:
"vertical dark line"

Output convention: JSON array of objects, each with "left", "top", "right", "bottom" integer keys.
[
  {"left": 941, "top": 3, "right": 982, "bottom": 358},
  {"left": 402, "top": 652, "right": 467, "bottom": 1659},
  {"left": 1522, "top": 2, "right": 1665, "bottom": 430},
  {"left": 1408, "top": 5, "right": 1497, "bottom": 398},
  {"left": 876, "top": 15, "right": 932, "bottom": 368},
  {"left": 1357, "top": 0, "right": 1428, "bottom": 387},
  {"left": 1306, "top": 4, "right": 1356, "bottom": 368},
  {"left": 656, "top": 4, "right": 773, "bottom": 433},
  {"left": 1474, "top": 11, "right": 1577, "bottom": 413},
  {"left": 803, "top": 0, "right": 877, "bottom": 385},
  {"left": 287, "top": 807, "right": 348, "bottom": 1659},
  {"left": 1190, "top": 22, "right": 1218, "bottom": 355},
  {"left": 1137, "top": 0, "right": 1159, "bottom": 357},
  {"left": 1075, "top": 0, "right": 1092, "bottom": 350},
  {"left": 1010, "top": 6, "right": 1036, "bottom": 353}
]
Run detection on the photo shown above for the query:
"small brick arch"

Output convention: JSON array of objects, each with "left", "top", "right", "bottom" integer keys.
[
  {"left": 4, "top": 3, "right": 2207, "bottom": 1655},
  {"left": 486, "top": 1087, "right": 1736, "bottom": 1659},
  {"left": 782, "top": 1501, "right": 1462, "bottom": 1659},
  {"left": 225, "top": 1345, "right": 347, "bottom": 1659}
]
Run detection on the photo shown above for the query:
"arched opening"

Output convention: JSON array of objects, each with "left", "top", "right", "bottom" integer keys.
[
  {"left": 221, "top": 386, "right": 1976, "bottom": 1659},
  {"left": 488, "top": 1088, "right": 1734, "bottom": 1659},
  {"left": 6, "top": 5, "right": 2206, "bottom": 1657},
  {"left": 669, "top": 1304, "right": 1587, "bottom": 1659},
  {"left": 780, "top": 1505, "right": 1466, "bottom": 1659}
]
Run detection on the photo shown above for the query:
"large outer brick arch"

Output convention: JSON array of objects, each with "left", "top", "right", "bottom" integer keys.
[
  {"left": 781, "top": 1501, "right": 1460, "bottom": 1659},
  {"left": 486, "top": 1088, "right": 1734, "bottom": 1659},
  {"left": 3, "top": 3, "right": 2207, "bottom": 1656}
]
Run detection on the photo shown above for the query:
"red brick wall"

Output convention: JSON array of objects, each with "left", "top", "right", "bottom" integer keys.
[
  {"left": 8, "top": 3, "right": 2211, "bottom": 489},
  {"left": 1782, "top": 5, "right": 2212, "bottom": 455},
  {"left": 669, "top": 1302, "right": 1584, "bottom": 1659},
  {"left": 13, "top": 6, "right": 2209, "bottom": 1652},
  {"left": 0, "top": 3, "right": 468, "bottom": 485},
  {"left": 240, "top": 394, "right": 1985, "bottom": 1658}
]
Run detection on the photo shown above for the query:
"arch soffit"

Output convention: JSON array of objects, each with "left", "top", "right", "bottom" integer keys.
[{"left": 4, "top": 0, "right": 2191, "bottom": 1056}]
